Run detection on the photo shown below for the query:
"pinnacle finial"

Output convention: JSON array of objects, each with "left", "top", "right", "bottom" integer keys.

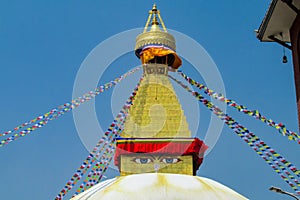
[
  {"left": 152, "top": 15, "right": 159, "bottom": 25},
  {"left": 152, "top": 4, "right": 157, "bottom": 12},
  {"left": 151, "top": 3, "right": 159, "bottom": 25},
  {"left": 143, "top": 4, "right": 167, "bottom": 33}
]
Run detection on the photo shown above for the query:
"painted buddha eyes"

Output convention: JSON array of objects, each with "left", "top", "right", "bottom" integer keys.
[
  {"left": 161, "top": 158, "right": 181, "bottom": 164},
  {"left": 132, "top": 157, "right": 182, "bottom": 164},
  {"left": 134, "top": 158, "right": 152, "bottom": 164}
]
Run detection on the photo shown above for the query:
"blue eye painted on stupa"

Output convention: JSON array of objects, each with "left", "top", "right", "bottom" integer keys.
[
  {"left": 132, "top": 156, "right": 182, "bottom": 165},
  {"left": 133, "top": 158, "right": 153, "bottom": 164},
  {"left": 161, "top": 157, "right": 182, "bottom": 164}
]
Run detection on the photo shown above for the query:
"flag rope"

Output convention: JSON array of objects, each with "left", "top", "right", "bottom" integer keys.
[
  {"left": 0, "top": 67, "right": 141, "bottom": 147},
  {"left": 178, "top": 70, "right": 300, "bottom": 144},
  {"left": 169, "top": 75, "right": 300, "bottom": 194},
  {"left": 55, "top": 76, "right": 143, "bottom": 199}
]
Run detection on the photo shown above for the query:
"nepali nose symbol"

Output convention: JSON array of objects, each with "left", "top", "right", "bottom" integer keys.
[{"left": 154, "top": 163, "right": 160, "bottom": 172}]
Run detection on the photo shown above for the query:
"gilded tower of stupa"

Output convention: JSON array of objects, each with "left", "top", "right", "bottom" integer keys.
[
  {"left": 114, "top": 4, "right": 207, "bottom": 176},
  {"left": 72, "top": 5, "right": 248, "bottom": 200}
]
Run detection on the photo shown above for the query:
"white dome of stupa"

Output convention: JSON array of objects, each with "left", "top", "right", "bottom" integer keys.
[{"left": 71, "top": 173, "right": 248, "bottom": 200}]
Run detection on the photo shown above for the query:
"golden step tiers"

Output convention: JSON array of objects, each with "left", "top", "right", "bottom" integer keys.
[{"left": 121, "top": 69, "right": 191, "bottom": 138}]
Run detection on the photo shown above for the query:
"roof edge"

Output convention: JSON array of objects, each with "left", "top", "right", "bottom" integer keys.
[{"left": 257, "top": 0, "right": 278, "bottom": 41}]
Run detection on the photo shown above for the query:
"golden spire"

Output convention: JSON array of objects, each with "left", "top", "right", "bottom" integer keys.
[
  {"left": 114, "top": 4, "right": 206, "bottom": 177},
  {"left": 135, "top": 4, "right": 176, "bottom": 53},
  {"left": 143, "top": 4, "right": 167, "bottom": 32}
]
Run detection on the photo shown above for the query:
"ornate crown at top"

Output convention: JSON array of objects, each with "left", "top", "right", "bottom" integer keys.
[{"left": 134, "top": 4, "right": 176, "bottom": 56}]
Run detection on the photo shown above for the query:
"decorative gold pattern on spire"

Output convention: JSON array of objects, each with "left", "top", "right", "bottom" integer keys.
[
  {"left": 135, "top": 4, "right": 176, "bottom": 52},
  {"left": 121, "top": 73, "right": 191, "bottom": 138}
]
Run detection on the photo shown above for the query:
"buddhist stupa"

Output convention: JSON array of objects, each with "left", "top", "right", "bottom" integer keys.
[{"left": 72, "top": 5, "right": 248, "bottom": 200}]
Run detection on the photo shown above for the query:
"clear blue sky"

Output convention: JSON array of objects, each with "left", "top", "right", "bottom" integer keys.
[{"left": 1, "top": 1, "right": 300, "bottom": 199}]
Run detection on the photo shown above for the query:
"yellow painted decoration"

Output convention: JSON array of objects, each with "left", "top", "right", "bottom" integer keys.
[{"left": 71, "top": 173, "right": 248, "bottom": 200}]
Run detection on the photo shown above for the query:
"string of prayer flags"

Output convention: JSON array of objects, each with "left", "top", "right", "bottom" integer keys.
[
  {"left": 55, "top": 77, "right": 143, "bottom": 199},
  {"left": 178, "top": 70, "right": 300, "bottom": 144},
  {"left": 75, "top": 142, "right": 116, "bottom": 195},
  {"left": 0, "top": 67, "right": 141, "bottom": 148},
  {"left": 169, "top": 75, "right": 300, "bottom": 194}
]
